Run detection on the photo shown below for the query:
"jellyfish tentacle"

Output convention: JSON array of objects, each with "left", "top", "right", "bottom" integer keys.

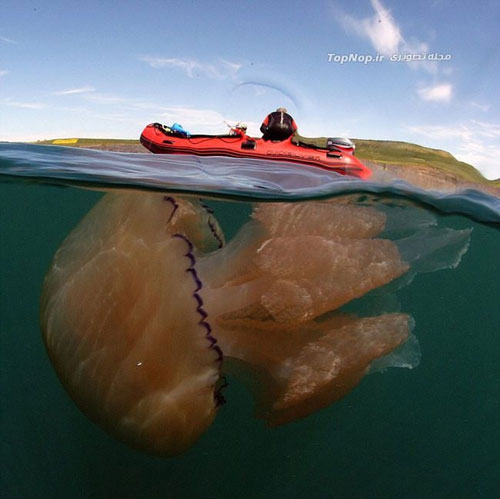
[
  {"left": 252, "top": 202, "right": 387, "bottom": 240},
  {"left": 216, "top": 313, "right": 411, "bottom": 426},
  {"left": 198, "top": 202, "right": 408, "bottom": 326}
]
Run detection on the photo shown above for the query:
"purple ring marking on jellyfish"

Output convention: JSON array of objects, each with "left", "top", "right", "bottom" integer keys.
[
  {"left": 198, "top": 200, "right": 224, "bottom": 249},
  {"left": 214, "top": 375, "right": 228, "bottom": 406},
  {"left": 171, "top": 233, "right": 226, "bottom": 405},
  {"left": 192, "top": 291, "right": 204, "bottom": 309},
  {"left": 207, "top": 218, "right": 224, "bottom": 249},
  {"left": 198, "top": 199, "right": 214, "bottom": 214},
  {"left": 163, "top": 196, "right": 179, "bottom": 224}
]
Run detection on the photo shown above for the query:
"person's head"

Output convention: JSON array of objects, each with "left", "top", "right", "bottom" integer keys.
[{"left": 276, "top": 107, "right": 288, "bottom": 113}]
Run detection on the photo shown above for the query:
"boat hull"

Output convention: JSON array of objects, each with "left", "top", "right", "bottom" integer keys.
[{"left": 140, "top": 123, "right": 371, "bottom": 179}]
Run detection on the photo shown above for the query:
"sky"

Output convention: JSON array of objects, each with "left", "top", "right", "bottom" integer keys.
[{"left": 1, "top": 0, "right": 499, "bottom": 179}]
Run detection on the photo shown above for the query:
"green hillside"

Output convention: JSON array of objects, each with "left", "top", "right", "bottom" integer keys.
[{"left": 295, "top": 135, "right": 492, "bottom": 184}]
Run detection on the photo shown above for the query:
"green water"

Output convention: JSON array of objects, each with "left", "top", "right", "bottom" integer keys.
[{"left": 1, "top": 182, "right": 499, "bottom": 499}]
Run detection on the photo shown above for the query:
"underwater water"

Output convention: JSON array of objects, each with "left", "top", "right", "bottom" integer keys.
[{"left": 1, "top": 144, "right": 499, "bottom": 498}]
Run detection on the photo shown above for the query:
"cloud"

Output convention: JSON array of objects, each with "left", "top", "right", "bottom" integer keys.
[
  {"left": 409, "top": 124, "right": 465, "bottom": 140},
  {"left": 409, "top": 120, "right": 500, "bottom": 179},
  {"left": 57, "top": 105, "right": 91, "bottom": 113},
  {"left": 338, "top": 0, "right": 403, "bottom": 55},
  {"left": 333, "top": 0, "right": 438, "bottom": 73},
  {"left": 409, "top": 120, "right": 500, "bottom": 142},
  {"left": 84, "top": 92, "right": 132, "bottom": 104},
  {"left": 455, "top": 141, "right": 500, "bottom": 180},
  {"left": 470, "top": 101, "right": 490, "bottom": 112},
  {"left": 219, "top": 59, "right": 243, "bottom": 74},
  {"left": 0, "top": 35, "right": 17, "bottom": 44},
  {"left": 417, "top": 83, "right": 453, "bottom": 102},
  {"left": 53, "top": 86, "right": 96, "bottom": 95},
  {"left": 53, "top": 103, "right": 137, "bottom": 123},
  {"left": 0, "top": 70, "right": 8, "bottom": 77},
  {"left": 139, "top": 56, "right": 242, "bottom": 80},
  {"left": 469, "top": 120, "right": 500, "bottom": 138},
  {"left": 1, "top": 99, "right": 46, "bottom": 109}
]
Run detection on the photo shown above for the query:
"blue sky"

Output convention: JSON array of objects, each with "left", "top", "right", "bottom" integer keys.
[{"left": 1, "top": 0, "right": 499, "bottom": 178}]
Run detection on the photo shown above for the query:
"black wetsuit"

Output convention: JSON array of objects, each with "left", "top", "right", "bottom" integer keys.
[{"left": 260, "top": 111, "right": 298, "bottom": 141}]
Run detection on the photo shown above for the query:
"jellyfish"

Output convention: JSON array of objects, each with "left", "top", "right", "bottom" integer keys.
[
  {"left": 41, "top": 194, "right": 228, "bottom": 455},
  {"left": 40, "top": 192, "right": 466, "bottom": 455}
]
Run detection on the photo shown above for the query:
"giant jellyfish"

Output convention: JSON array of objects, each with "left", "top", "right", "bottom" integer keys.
[{"left": 40, "top": 192, "right": 470, "bottom": 455}]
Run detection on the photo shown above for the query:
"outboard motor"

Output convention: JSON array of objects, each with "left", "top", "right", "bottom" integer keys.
[{"left": 327, "top": 137, "right": 355, "bottom": 154}]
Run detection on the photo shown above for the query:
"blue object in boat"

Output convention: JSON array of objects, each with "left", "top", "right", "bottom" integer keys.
[{"left": 171, "top": 123, "right": 190, "bottom": 137}]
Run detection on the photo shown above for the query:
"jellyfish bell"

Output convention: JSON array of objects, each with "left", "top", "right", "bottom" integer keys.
[{"left": 40, "top": 193, "right": 225, "bottom": 455}]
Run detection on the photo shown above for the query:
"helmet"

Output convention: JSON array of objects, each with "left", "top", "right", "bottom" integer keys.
[{"left": 276, "top": 107, "right": 288, "bottom": 113}]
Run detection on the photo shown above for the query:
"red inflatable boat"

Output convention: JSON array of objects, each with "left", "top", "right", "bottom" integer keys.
[{"left": 140, "top": 123, "right": 371, "bottom": 179}]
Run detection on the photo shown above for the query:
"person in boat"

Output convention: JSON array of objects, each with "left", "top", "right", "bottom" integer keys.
[{"left": 260, "top": 107, "right": 298, "bottom": 141}]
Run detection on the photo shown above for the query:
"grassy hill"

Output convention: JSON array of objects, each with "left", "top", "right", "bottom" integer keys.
[{"left": 295, "top": 135, "right": 493, "bottom": 185}]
